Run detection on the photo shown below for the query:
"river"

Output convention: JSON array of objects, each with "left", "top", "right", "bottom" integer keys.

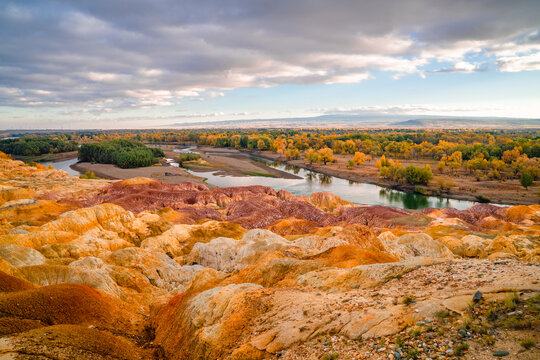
[
  {"left": 40, "top": 148, "right": 478, "bottom": 210},
  {"left": 39, "top": 158, "right": 82, "bottom": 176},
  {"left": 171, "top": 147, "right": 478, "bottom": 210}
]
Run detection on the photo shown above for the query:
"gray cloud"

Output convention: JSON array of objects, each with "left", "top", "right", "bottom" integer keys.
[{"left": 0, "top": 0, "right": 539, "bottom": 122}]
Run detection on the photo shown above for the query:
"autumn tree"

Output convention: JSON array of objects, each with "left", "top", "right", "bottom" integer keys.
[
  {"left": 344, "top": 139, "right": 356, "bottom": 154},
  {"left": 376, "top": 155, "right": 390, "bottom": 169},
  {"left": 305, "top": 148, "right": 319, "bottom": 165},
  {"left": 317, "top": 147, "right": 335, "bottom": 165},
  {"left": 379, "top": 159, "right": 405, "bottom": 182},
  {"left": 352, "top": 151, "right": 370, "bottom": 165},
  {"left": 285, "top": 147, "right": 300, "bottom": 160},
  {"left": 273, "top": 138, "right": 287, "bottom": 158},
  {"left": 502, "top": 147, "right": 520, "bottom": 163},
  {"left": 257, "top": 139, "right": 267, "bottom": 150},
  {"left": 447, "top": 151, "right": 463, "bottom": 174}
]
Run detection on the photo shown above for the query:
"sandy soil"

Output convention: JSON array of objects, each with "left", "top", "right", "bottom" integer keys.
[
  {"left": 71, "top": 161, "right": 214, "bottom": 187},
  {"left": 247, "top": 150, "right": 539, "bottom": 206}
]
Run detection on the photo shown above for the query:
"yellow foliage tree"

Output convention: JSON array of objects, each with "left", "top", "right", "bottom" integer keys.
[
  {"left": 305, "top": 148, "right": 319, "bottom": 165},
  {"left": 317, "top": 147, "right": 334, "bottom": 165},
  {"left": 352, "top": 151, "right": 369, "bottom": 165}
]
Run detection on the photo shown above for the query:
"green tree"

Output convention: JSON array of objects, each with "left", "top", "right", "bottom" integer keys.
[
  {"left": 405, "top": 165, "right": 433, "bottom": 185},
  {"left": 520, "top": 172, "right": 533, "bottom": 189}
]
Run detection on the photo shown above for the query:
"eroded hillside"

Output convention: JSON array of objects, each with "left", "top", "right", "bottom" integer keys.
[{"left": 0, "top": 152, "right": 538, "bottom": 359}]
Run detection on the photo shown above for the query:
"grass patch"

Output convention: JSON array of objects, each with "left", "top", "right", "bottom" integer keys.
[
  {"left": 402, "top": 295, "right": 416, "bottom": 306},
  {"left": 520, "top": 337, "right": 535, "bottom": 350},
  {"left": 394, "top": 335, "right": 404, "bottom": 347},
  {"left": 435, "top": 310, "right": 450, "bottom": 320},
  {"left": 240, "top": 170, "right": 277, "bottom": 178},
  {"left": 177, "top": 152, "right": 201, "bottom": 162},
  {"left": 321, "top": 354, "right": 339, "bottom": 360},
  {"left": 453, "top": 342, "right": 469, "bottom": 356},
  {"left": 480, "top": 334, "right": 496, "bottom": 346},
  {"left": 79, "top": 171, "right": 100, "bottom": 179},
  {"left": 406, "top": 348, "right": 420, "bottom": 359},
  {"left": 409, "top": 327, "right": 422, "bottom": 337}
]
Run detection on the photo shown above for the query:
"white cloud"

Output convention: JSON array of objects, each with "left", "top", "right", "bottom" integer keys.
[
  {"left": 174, "top": 90, "right": 200, "bottom": 97},
  {"left": 30, "top": 89, "right": 53, "bottom": 95},
  {"left": 125, "top": 89, "right": 175, "bottom": 107},
  {"left": 497, "top": 52, "right": 540, "bottom": 72},
  {"left": 324, "top": 72, "right": 372, "bottom": 84},
  {"left": 206, "top": 91, "right": 225, "bottom": 98},
  {"left": 420, "top": 40, "right": 486, "bottom": 62},
  {"left": 87, "top": 72, "right": 121, "bottom": 82},
  {"left": 138, "top": 68, "right": 163, "bottom": 77},
  {"left": 431, "top": 61, "right": 487, "bottom": 73}
]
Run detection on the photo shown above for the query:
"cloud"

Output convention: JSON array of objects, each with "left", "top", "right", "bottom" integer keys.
[
  {"left": 86, "top": 72, "right": 123, "bottom": 82},
  {"left": 431, "top": 61, "right": 488, "bottom": 73},
  {"left": 206, "top": 91, "right": 225, "bottom": 98},
  {"left": 0, "top": 0, "right": 539, "bottom": 125},
  {"left": 497, "top": 52, "right": 540, "bottom": 72},
  {"left": 319, "top": 104, "right": 499, "bottom": 116}
]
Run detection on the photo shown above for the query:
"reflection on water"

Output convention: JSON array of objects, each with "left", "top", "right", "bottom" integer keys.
[
  {"left": 318, "top": 173, "right": 332, "bottom": 185},
  {"left": 172, "top": 146, "right": 478, "bottom": 210},
  {"left": 379, "top": 189, "right": 429, "bottom": 209},
  {"left": 39, "top": 158, "right": 82, "bottom": 176}
]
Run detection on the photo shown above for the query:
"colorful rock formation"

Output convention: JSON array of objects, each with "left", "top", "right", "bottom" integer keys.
[{"left": 0, "top": 152, "right": 538, "bottom": 359}]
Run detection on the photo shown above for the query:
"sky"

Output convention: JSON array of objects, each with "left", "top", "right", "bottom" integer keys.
[{"left": 1, "top": 0, "right": 540, "bottom": 129}]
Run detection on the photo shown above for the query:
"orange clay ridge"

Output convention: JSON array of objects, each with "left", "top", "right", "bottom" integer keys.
[{"left": 0, "top": 152, "right": 538, "bottom": 359}]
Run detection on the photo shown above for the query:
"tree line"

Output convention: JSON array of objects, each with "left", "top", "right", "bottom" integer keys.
[
  {"left": 78, "top": 139, "right": 164, "bottom": 168},
  {"left": 0, "top": 137, "right": 78, "bottom": 156}
]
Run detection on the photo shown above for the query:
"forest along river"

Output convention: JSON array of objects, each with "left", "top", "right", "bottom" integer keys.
[{"left": 170, "top": 146, "right": 477, "bottom": 210}]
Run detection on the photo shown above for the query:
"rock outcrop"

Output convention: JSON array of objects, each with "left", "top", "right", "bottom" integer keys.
[{"left": 0, "top": 153, "right": 538, "bottom": 359}]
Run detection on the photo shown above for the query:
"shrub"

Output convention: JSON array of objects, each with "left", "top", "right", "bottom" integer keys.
[
  {"left": 520, "top": 337, "right": 535, "bottom": 350},
  {"left": 403, "top": 295, "right": 416, "bottom": 306},
  {"left": 520, "top": 171, "right": 533, "bottom": 189},
  {"left": 178, "top": 152, "right": 201, "bottom": 163},
  {"left": 405, "top": 165, "right": 433, "bottom": 185},
  {"left": 79, "top": 171, "right": 99, "bottom": 179},
  {"left": 453, "top": 342, "right": 469, "bottom": 356},
  {"left": 475, "top": 195, "right": 490, "bottom": 203}
]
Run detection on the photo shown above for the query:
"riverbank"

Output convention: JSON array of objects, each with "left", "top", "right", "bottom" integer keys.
[
  {"left": 71, "top": 161, "right": 213, "bottom": 187},
  {"left": 13, "top": 151, "right": 78, "bottom": 163},
  {"left": 246, "top": 149, "right": 538, "bottom": 206},
  {"left": 160, "top": 145, "right": 301, "bottom": 180}
]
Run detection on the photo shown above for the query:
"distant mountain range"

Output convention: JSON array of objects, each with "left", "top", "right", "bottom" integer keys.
[{"left": 165, "top": 115, "right": 540, "bottom": 129}]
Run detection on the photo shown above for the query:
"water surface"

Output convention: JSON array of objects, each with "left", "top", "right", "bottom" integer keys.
[
  {"left": 172, "top": 147, "right": 477, "bottom": 210},
  {"left": 39, "top": 158, "right": 82, "bottom": 176}
]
